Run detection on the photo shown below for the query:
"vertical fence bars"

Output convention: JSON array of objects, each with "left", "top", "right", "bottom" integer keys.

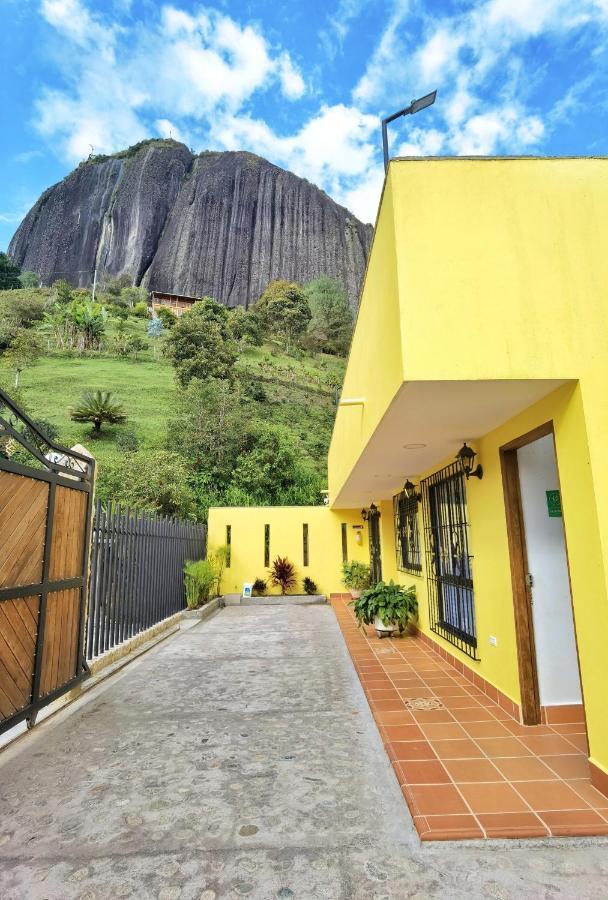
[{"left": 86, "top": 501, "right": 207, "bottom": 661}]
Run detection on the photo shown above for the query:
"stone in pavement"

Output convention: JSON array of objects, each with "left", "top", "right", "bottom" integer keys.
[{"left": 0, "top": 605, "right": 606, "bottom": 899}]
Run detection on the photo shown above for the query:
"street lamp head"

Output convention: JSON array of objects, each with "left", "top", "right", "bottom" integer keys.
[
  {"left": 382, "top": 89, "right": 438, "bottom": 172},
  {"left": 410, "top": 90, "right": 437, "bottom": 115}
]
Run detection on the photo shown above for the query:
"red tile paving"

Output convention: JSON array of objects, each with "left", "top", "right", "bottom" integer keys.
[{"left": 330, "top": 595, "right": 608, "bottom": 841}]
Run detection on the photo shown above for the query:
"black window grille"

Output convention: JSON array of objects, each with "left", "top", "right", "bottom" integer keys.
[
  {"left": 303, "top": 523, "right": 309, "bottom": 566},
  {"left": 264, "top": 524, "right": 270, "bottom": 567},
  {"left": 421, "top": 461, "right": 478, "bottom": 659},
  {"left": 341, "top": 523, "right": 348, "bottom": 563},
  {"left": 393, "top": 491, "right": 422, "bottom": 575},
  {"left": 226, "top": 524, "right": 231, "bottom": 567}
]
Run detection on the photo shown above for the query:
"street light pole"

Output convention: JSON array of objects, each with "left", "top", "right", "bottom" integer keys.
[{"left": 382, "top": 90, "right": 438, "bottom": 172}]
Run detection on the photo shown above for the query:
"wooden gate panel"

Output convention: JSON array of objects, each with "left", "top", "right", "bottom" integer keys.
[
  {"left": 39, "top": 588, "right": 81, "bottom": 697},
  {"left": 0, "top": 386, "right": 95, "bottom": 733},
  {"left": 49, "top": 486, "right": 87, "bottom": 582},
  {"left": 0, "top": 595, "right": 40, "bottom": 718},
  {"left": 0, "top": 472, "right": 48, "bottom": 588}
]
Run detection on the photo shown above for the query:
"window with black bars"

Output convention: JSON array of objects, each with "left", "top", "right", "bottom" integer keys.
[
  {"left": 264, "top": 524, "right": 270, "bottom": 567},
  {"left": 303, "top": 523, "right": 309, "bottom": 566},
  {"left": 226, "top": 524, "right": 231, "bottom": 568},
  {"left": 421, "top": 461, "right": 478, "bottom": 659},
  {"left": 393, "top": 491, "right": 422, "bottom": 576},
  {"left": 341, "top": 523, "right": 348, "bottom": 563}
]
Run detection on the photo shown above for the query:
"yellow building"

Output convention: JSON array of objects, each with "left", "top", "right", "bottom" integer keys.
[{"left": 209, "top": 157, "right": 608, "bottom": 797}]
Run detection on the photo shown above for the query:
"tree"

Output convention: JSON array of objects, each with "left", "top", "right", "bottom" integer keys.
[
  {"left": 3, "top": 329, "right": 43, "bottom": 387},
  {"left": 303, "top": 276, "right": 353, "bottom": 355},
  {"left": 0, "top": 291, "right": 45, "bottom": 349},
  {"left": 228, "top": 423, "right": 301, "bottom": 504},
  {"left": 125, "top": 335, "right": 148, "bottom": 360},
  {"left": 254, "top": 280, "right": 311, "bottom": 352},
  {"left": 147, "top": 316, "right": 164, "bottom": 357},
  {"left": 164, "top": 298, "right": 238, "bottom": 386},
  {"left": 97, "top": 449, "right": 195, "bottom": 518},
  {"left": 53, "top": 279, "right": 74, "bottom": 305},
  {"left": 19, "top": 271, "right": 39, "bottom": 289},
  {"left": 69, "top": 299, "right": 106, "bottom": 351},
  {"left": 70, "top": 390, "right": 127, "bottom": 435},
  {"left": 0, "top": 253, "right": 21, "bottom": 290},
  {"left": 155, "top": 306, "right": 176, "bottom": 329},
  {"left": 168, "top": 377, "right": 243, "bottom": 485},
  {"left": 228, "top": 306, "right": 262, "bottom": 345}
]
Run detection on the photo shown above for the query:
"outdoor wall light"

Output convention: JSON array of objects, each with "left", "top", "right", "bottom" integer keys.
[
  {"left": 361, "top": 503, "right": 379, "bottom": 522},
  {"left": 404, "top": 479, "right": 422, "bottom": 502},
  {"left": 456, "top": 443, "right": 483, "bottom": 480}
]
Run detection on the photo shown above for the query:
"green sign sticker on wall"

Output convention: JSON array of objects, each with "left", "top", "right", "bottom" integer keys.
[{"left": 546, "top": 489, "right": 562, "bottom": 518}]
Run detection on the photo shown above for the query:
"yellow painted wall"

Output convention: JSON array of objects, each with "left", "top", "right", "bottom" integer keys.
[
  {"left": 207, "top": 506, "right": 370, "bottom": 596},
  {"left": 328, "top": 176, "right": 404, "bottom": 504}
]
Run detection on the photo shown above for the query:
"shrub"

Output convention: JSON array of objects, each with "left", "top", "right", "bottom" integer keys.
[
  {"left": 156, "top": 306, "right": 176, "bottom": 329},
  {"left": 70, "top": 390, "right": 127, "bottom": 435},
  {"left": 269, "top": 556, "right": 297, "bottom": 595},
  {"left": 132, "top": 301, "right": 149, "bottom": 318},
  {"left": 341, "top": 560, "right": 371, "bottom": 591},
  {"left": 184, "top": 558, "right": 217, "bottom": 608},
  {"left": 303, "top": 576, "right": 318, "bottom": 595},
  {"left": 252, "top": 578, "right": 267, "bottom": 596},
  {"left": 115, "top": 429, "right": 139, "bottom": 452}
]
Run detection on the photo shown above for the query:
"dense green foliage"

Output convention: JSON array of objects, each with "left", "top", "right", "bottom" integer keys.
[
  {"left": 164, "top": 298, "right": 238, "bottom": 385},
  {"left": 0, "top": 272, "right": 349, "bottom": 520},
  {"left": 255, "top": 280, "right": 311, "bottom": 352},
  {"left": 341, "top": 560, "right": 371, "bottom": 591},
  {"left": 304, "top": 276, "right": 354, "bottom": 355},
  {"left": 0, "top": 253, "right": 21, "bottom": 290}
]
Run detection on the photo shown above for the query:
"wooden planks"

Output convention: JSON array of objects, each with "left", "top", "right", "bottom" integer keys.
[
  {"left": 39, "top": 588, "right": 81, "bottom": 697},
  {"left": 0, "top": 596, "right": 40, "bottom": 718},
  {"left": 49, "top": 486, "right": 87, "bottom": 582},
  {"left": 0, "top": 471, "right": 48, "bottom": 589}
]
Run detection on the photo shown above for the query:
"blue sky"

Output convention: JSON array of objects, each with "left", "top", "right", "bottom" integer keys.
[{"left": 2, "top": 0, "right": 608, "bottom": 250}]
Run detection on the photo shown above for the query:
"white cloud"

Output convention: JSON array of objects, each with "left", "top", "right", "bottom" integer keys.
[
  {"left": 14, "top": 150, "right": 44, "bottom": 164},
  {"left": 36, "top": 1, "right": 307, "bottom": 161}
]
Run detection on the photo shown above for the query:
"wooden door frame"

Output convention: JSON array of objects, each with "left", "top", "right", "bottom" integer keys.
[{"left": 500, "top": 421, "right": 554, "bottom": 724}]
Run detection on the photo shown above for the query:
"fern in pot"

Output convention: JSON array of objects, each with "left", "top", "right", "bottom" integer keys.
[{"left": 351, "top": 580, "right": 417, "bottom": 638}]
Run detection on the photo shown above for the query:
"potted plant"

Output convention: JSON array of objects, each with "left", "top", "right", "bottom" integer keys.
[
  {"left": 341, "top": 560, "right": 371, "bottom": 599},
  {"left": 350, "top": 580, "right": 417, "bottom": 638}
]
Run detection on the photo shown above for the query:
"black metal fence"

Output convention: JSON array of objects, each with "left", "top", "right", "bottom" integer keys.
[{"left": 86, "top": 500, "right": 206, "bottom": 660}]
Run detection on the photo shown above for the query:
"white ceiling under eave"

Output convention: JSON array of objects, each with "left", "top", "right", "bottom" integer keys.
[{"left": 330, "top": 378, "right": 570, "bottom": 509}]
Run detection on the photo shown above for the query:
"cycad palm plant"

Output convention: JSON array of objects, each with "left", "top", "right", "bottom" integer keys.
[{"left": 70, "top": 391, "right": 127, "bottom": 435}]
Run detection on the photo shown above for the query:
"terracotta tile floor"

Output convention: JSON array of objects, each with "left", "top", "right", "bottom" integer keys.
[{"left": 330, "top": 596, "right": 608, "bottom": 841}]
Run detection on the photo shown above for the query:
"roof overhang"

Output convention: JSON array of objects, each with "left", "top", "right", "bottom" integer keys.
[{"left": 331, "top": 379, "right": 570, "bottom": 509}]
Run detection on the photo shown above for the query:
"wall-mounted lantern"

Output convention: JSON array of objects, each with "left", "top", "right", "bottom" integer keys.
[
  {"left": 456, "top": 443, "right": 483, "bottom": 480},
  {"left": 403, "top": 479, "right": 422, "bottom": 502},
  {"left": 352, "top": 524, "right": 363, "bottom": 544},
  {"left": 361, "top": 503, "right": 379, "bottom": 522}
]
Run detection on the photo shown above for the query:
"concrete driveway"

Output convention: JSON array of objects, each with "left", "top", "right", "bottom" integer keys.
[{"left": 0, "top": 604, "right": 607, "bottom": 899}]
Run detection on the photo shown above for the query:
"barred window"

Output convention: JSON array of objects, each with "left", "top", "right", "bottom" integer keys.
[
  {"left": 264, "top": 524, "right": 270, "bottom": 567},
  {"left": 226, "top": 524, "right": 231, "bottom": 568},
  {"left": 393, "top": 491, "right": 422, "bottom": 576},
  {"left": 421, "top": 462, "right": 478, "bottom": 659}
]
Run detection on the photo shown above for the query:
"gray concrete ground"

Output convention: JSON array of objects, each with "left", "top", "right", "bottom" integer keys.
[{"left": 1, "top": 605, "right": 607, "bottom": 900}]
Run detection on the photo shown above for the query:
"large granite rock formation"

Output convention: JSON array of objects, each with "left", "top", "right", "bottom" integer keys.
[{"left": 9, "top": 140, "right": 373, "bottom": 308}]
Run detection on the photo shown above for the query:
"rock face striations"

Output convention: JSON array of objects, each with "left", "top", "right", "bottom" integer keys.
[{"left": 9, "top": 140, "right": 373, "bottom": 308}]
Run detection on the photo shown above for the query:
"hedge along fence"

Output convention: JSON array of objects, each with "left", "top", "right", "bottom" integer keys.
[{"left": 86, "top": 499, "right": 207, "bottom": 660}]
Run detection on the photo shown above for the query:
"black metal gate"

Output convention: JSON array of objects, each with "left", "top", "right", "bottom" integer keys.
[
  {"left": 421, "top": 461, "right": 478, "bottom": 659},
  {"left": 0, "top": 389, "right": 95, "bottom": 734}
]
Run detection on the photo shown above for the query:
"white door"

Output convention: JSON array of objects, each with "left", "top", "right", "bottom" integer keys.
[{"left": 517, "top": 434, "right": 582, "bottom": 707}]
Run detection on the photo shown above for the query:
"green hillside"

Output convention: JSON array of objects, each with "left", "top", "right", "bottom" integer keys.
[{"left": 0, "top": 288, "right": 346, "bottom": 520}]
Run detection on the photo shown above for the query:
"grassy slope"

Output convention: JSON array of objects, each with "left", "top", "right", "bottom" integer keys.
[{"left": 4, "top": 327, "right": 344, "bottom": 484}]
